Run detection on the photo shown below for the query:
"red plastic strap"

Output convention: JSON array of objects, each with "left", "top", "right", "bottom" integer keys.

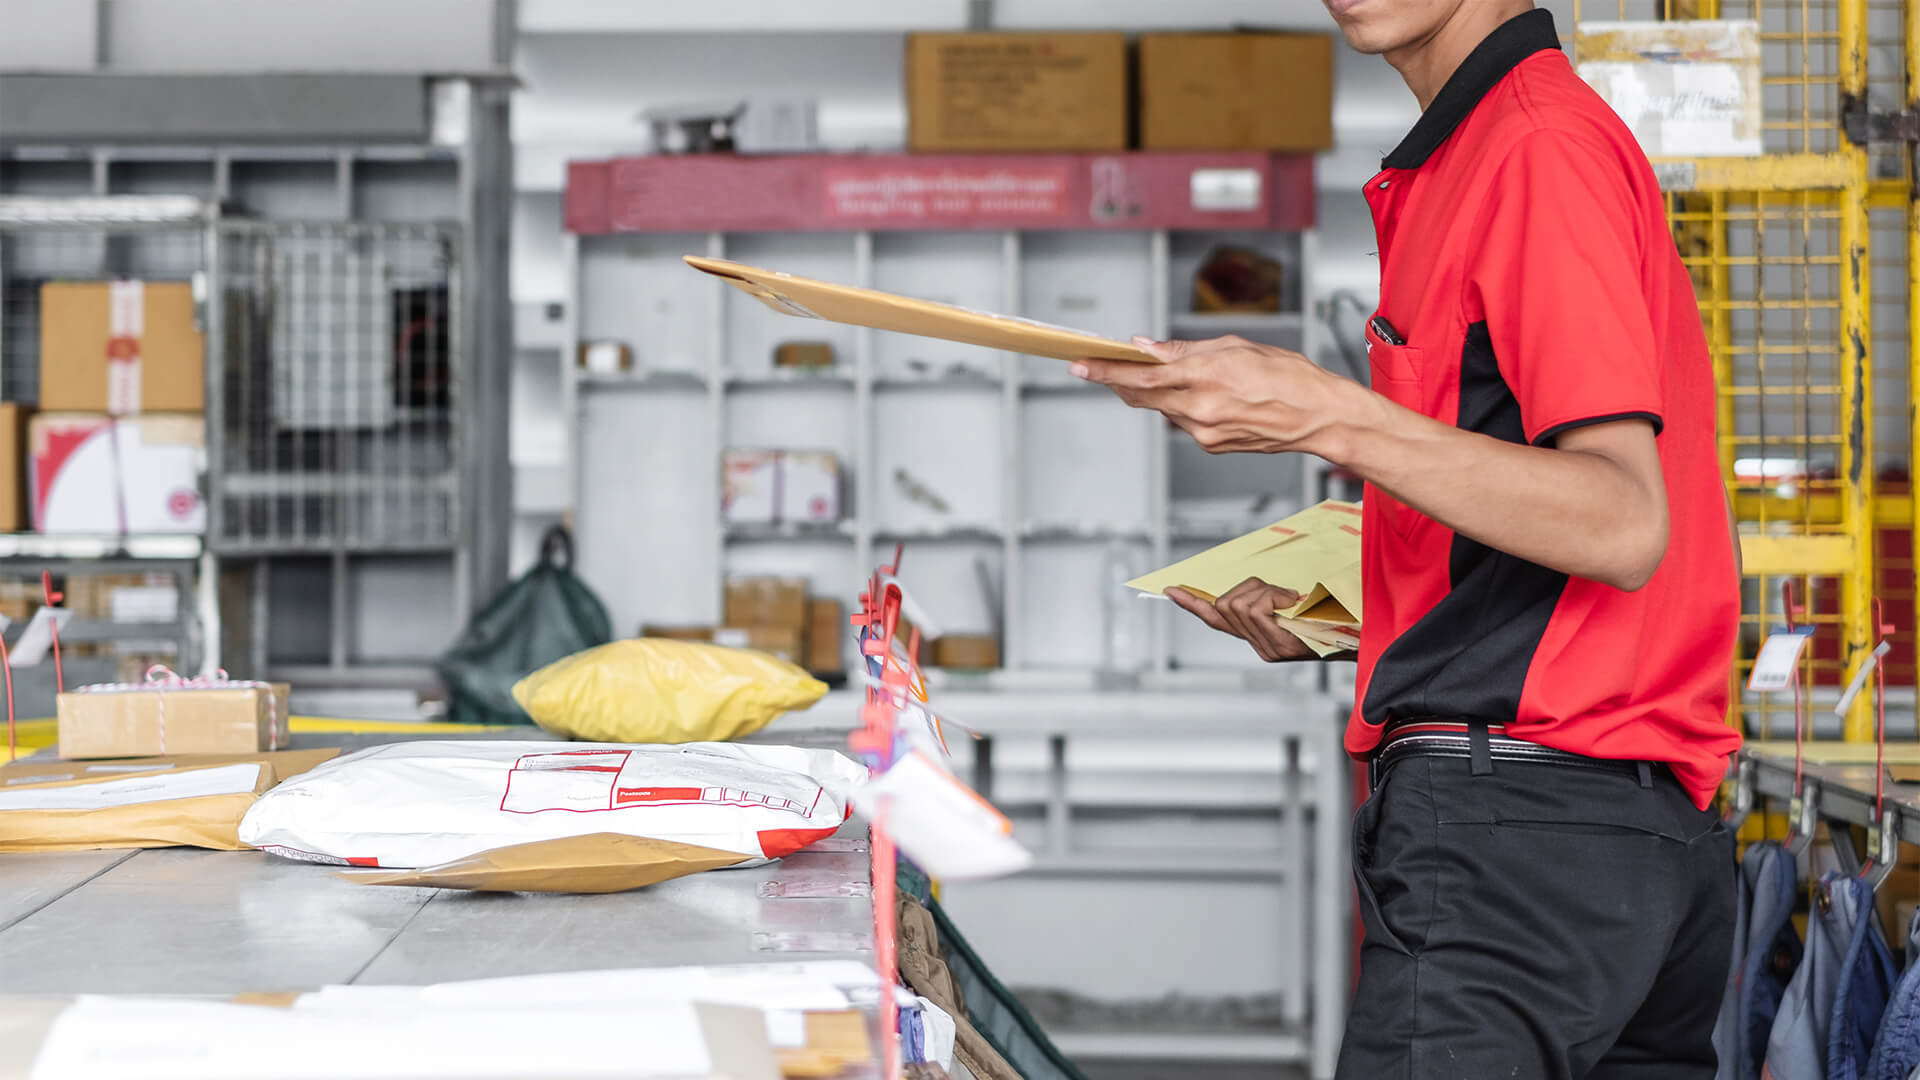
[
  {"left": 1785, "top": 582, "right": 1806, "bottom": 794},
  {"left": 41, "top": 571, "right": 62, "bottom": 694},
  {"left": 1874, "top": 597, "right": 1893, "bottom": 817}
]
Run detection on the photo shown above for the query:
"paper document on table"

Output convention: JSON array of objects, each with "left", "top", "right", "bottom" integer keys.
[
  {"left": 0, "top": 762, "right": 263, "bottom": 811},
  {"left": 28, "top": 996, "right": 770, "bottom": 1079},
  {"left": 1128, "top": 499, "right": 1362, "bottom": 657}
]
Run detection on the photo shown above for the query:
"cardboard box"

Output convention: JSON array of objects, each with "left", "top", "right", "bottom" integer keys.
[
  {"left": 806, "top": 598, "right": 845, "bottom": 674},
  {"left": 1576, "top": 20, "right": 1761, "bottom": 156},
  {"left": 723, "top": 449, "right": 779, "bottom": 525},
  {"left": 31, "top": 414, "right": 206, "bottom": 534},
  {"left": 724, "top": 577, "right": 809, "bottom": 631},
  {"left": 779, "top": 450, "right": 841, "bottom": 523},
  {"left": 58, "top": 681, "right": 286, "bottom": 759},
  {"left": 1139, "top": 33, "right": 1335, "bottom": 151},
  {"left": 714, "top": 625, "right": 802, "bottom": 664},
  {"left": 39, "top": 281, "right": 205, "bottom": 415},
  {"left": 640, "top": 625, "right": 717, "bottom": 643},
  {"left": 933, "top": 634, "right": 1001, "bottom": 670},
  {"left": 577, "top": 341, "right": 633, "bottom": 374},
  {"left": 907, "top": 32, "right": 1128, "bottom": 151},
  {"left": 774, "top": 342, "right": 835, "bottom": 368},
  {"left": 0, "top": 404, "right": 27, "bottom": 532}
]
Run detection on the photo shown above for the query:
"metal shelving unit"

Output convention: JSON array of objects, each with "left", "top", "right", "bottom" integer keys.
[{"left": 558, "top": 153, "right": 1325, "bottom": 674}]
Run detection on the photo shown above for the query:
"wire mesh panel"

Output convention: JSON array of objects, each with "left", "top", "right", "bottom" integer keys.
[{"left": 211, "top": 221, "right": 460, "bottom": 553}]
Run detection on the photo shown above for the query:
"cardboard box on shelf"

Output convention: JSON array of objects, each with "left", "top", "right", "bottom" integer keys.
[
  {"left": 907, "top": 32, "right": 1128, "bottom": 152},
  {"left": 39, "top": 281, "right": 205, "bottom": 415},
  {"left": 30, "top": 414, "right": 206, "bottom": 534},
  {"left": 58, "top": 679, "right": 287, "bottom": 760},
  {"left": 724, "top": 577, "right": 809, "bottom": 631},
  {"left": 1575, "top": 20, "right": 1761, "bottom": 156},
  {"left": 933, "top": 634, "right": 1001, "bottom": 670},
  {"left": 0, "top": 404, "right": 27, "bottom": 533},
  {"left": 577, "top": 341, "right": 633, "bottom": 374},
  {"left": 0, "top": 578, "right": 37, "bottom": 625},
  {"left": 779, "top": 451, "right": 841, "bottom": 523},
  {"left": 806, "top": 598, "right": 845, "bottom": 674},
  {"left": 1138, "top": 33, "right": 1335, "bottom": 152},
  {"left": 713, "top": 625, "right": 803, "bottom": 664},
  {"left": 774, "top": 342, "right": 835, "bottom": 369},
  {"left": 640, "top": 625, "right": 717, "bottom": 643},
  {"left": 722, "top": 449, "right": 779, "bottom": 525}
]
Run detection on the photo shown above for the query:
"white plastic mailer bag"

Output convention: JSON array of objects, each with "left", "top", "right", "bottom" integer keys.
[{"left": 238, "top": 740, "right": 867, "bottom": 868}]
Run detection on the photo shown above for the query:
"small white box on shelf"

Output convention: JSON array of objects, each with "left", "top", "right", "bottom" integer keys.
[
  {"left": 779, "top": 451, "right": 840, "bottom": 523},
  {"left": 722, "top": 450, "right": 779, "bottom": 524}
]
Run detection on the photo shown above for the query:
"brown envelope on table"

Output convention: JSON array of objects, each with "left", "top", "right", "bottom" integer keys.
[
  {"left": 0, "top": 748, "right": 340, "bottom": 853},
  {"left": 1129, "top": 499, "right": 1363, "bottom": 657},
  {"left": 339, "top": 832, "right": 753, "bottom": 893}
]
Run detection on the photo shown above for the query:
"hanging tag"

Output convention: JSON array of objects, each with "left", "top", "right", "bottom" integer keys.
[
  {"left": 856, "top": 751, "right": 1032, "bottom": 882},
  {"left": 1868, "top": 824, "right": 1883, "bottom": 861},
  {"left": 1788, "top": 794, "right": 1805, "bottom": 826},
  {"left": 1833, "top": 640, "right": 1894, "bottom": 718},
  {"left": 1749, "top": 629, "right": 1814, "bottom": 692},
  {"left": 10, "top": 607, "right": 73, "bottom": 668}
]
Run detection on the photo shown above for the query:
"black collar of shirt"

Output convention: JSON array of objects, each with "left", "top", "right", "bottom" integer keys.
[{"left": 1381, "top": 8, "right": 1562, "bottom": 170}]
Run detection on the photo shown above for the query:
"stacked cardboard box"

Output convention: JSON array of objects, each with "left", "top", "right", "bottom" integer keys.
[
  {"left": 33, "top": 280, "right": 207, "bottom": 535},
  {"left": 720, "top": 577, "right": 807, "bottom": 665}
]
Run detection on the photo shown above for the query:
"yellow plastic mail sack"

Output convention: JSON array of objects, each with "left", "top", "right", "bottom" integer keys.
[{"left": 513, "top": 638, "right": 827, "bottom": 744}]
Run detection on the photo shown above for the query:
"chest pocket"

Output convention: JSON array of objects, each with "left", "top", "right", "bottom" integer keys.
[{"left": 1363, "top": 317, "right": 1426, "bottom": 542}]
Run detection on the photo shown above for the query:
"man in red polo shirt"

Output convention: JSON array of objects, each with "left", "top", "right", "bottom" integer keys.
[{"left": 1071, "top": 0, "right": 1741, "bottom": 1075}]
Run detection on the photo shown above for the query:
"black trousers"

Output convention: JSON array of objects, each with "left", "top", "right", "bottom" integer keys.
[{"left": 1337, "top": 753, "right": 1736, "bottom": 1080}]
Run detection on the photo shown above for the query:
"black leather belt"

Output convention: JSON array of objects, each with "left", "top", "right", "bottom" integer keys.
[{"left": 1371, "top": 719, "right": 1659, "bottom": 789}]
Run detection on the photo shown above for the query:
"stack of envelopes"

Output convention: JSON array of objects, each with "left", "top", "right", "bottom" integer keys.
[{"left": 1127, "top": 500, "right": 1362, "bottom": 657}]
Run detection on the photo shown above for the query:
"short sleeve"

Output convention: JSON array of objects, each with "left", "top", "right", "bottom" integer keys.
[{"left": 1466, "top": 130, "right": 1664, "bottom": 446}]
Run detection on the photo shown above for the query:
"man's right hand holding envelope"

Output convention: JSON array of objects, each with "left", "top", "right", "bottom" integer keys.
[{"left": 1128, "top": 500, "right": 1363, "bottom": 663}]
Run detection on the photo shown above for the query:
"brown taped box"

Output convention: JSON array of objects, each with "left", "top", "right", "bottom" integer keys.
[
  {"left": 715, "top": 625, "right": 803, "bottom": 665},
  {"left": 933, "top": 634, "right": 1000, "bottom": 670},
  {"left": 775, "top": 342, "right": 836, "bottom": 368},
  {"left": 57, "top": 683, "right": 286, "bottom": 759},
  {"left": 39, "top": 281, "right": 205, "bottom": 413},
  {"left": 0, "top": 404, "right": 26, "bottom": 532},
  {"left": 907, "top": 32, "right": 1128, "bottom": 152},
  {"left": 724, "top": 577, "right": 809, "bottom": 630},
  {"left": 806, "top": 598, "right": 845, "bottom": 674},
  {"left": 640, "top": 625, "right": 717, "bottom": 643},
  {"left": 1138, "top": 33, "right": 1335, "bottom": 151}
]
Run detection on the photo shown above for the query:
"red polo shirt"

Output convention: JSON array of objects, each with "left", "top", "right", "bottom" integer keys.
[{"left": 1344, "top": 9, "right": 1741, "bottom": 808}]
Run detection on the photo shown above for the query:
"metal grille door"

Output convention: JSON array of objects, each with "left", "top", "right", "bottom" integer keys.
[{"left": 209, "top": 221, "right": 461, "bottom": 554}]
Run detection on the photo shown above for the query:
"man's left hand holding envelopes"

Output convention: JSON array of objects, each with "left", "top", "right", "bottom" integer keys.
[{"left": 1126, "top": 501, "right": 1363, "bottom": 659}]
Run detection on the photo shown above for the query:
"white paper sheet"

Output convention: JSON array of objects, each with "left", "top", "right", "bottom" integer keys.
[
  {"left": 0, "top": 763, "right": 260, "bottom": 811},
  {"left": 30, "top": 996, "right": 719, "bottom": 1079}
]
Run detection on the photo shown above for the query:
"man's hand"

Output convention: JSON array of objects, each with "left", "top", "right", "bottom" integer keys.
[
  {"left": 1167, "top": 579, "right": 1313, "bottom": 662},
  {"left": 1071, "top": 336, "right": 1345, "bottom": 456}
]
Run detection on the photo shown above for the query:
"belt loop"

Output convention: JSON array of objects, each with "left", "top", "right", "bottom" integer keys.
[
  {"left": 1467, "top": 718, "right": 1493, "bottom": 776},
  {"left": 1636, "top": 761, "right": 1654, "bottom": 789}
]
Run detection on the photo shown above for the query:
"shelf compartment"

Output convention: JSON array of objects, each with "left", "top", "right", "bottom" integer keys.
[
  {"left": 724, "top": 521, "right": 857, "bottom": 542},
  {"left": 577, "top": 369, "right": 709, "bottom": 390}
]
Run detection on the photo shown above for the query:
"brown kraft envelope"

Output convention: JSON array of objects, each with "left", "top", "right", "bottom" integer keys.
[
  {"left": 0, "top": 749, "right": 340, "bottom": 853},
  {"left": 338, "top": 832, "right": 753, "bottom": 893}
]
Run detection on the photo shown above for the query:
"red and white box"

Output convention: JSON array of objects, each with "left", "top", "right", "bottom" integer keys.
[
  {"left": 778, "top": 451, "right": 840, "bottom": 523},
  {"left": 30, "top": 414, "right": 206, "bottom": 534},
  {"left": 723, "top": 449, "right": 779, "bottom": 525}
]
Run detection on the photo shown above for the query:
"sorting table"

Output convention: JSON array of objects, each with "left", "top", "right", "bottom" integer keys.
[
  {"left": 1739, "top": 740, "right": 1920, "bottom": 875},
  {"left": 0, "top": 728, "right": 881, "bottom": 1074}
]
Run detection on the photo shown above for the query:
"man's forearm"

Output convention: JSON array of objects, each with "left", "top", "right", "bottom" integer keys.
[{"left": 1310, "top": 381, "right": 1669, "bottom": 590}]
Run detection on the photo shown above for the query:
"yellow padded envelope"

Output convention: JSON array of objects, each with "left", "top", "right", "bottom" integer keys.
[
  {"left": 1129, "top": 500, "right": 1362, "bottom": 656},
  {"left": 685, "top": 255, "right": 1160, "bottom": 364}
]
